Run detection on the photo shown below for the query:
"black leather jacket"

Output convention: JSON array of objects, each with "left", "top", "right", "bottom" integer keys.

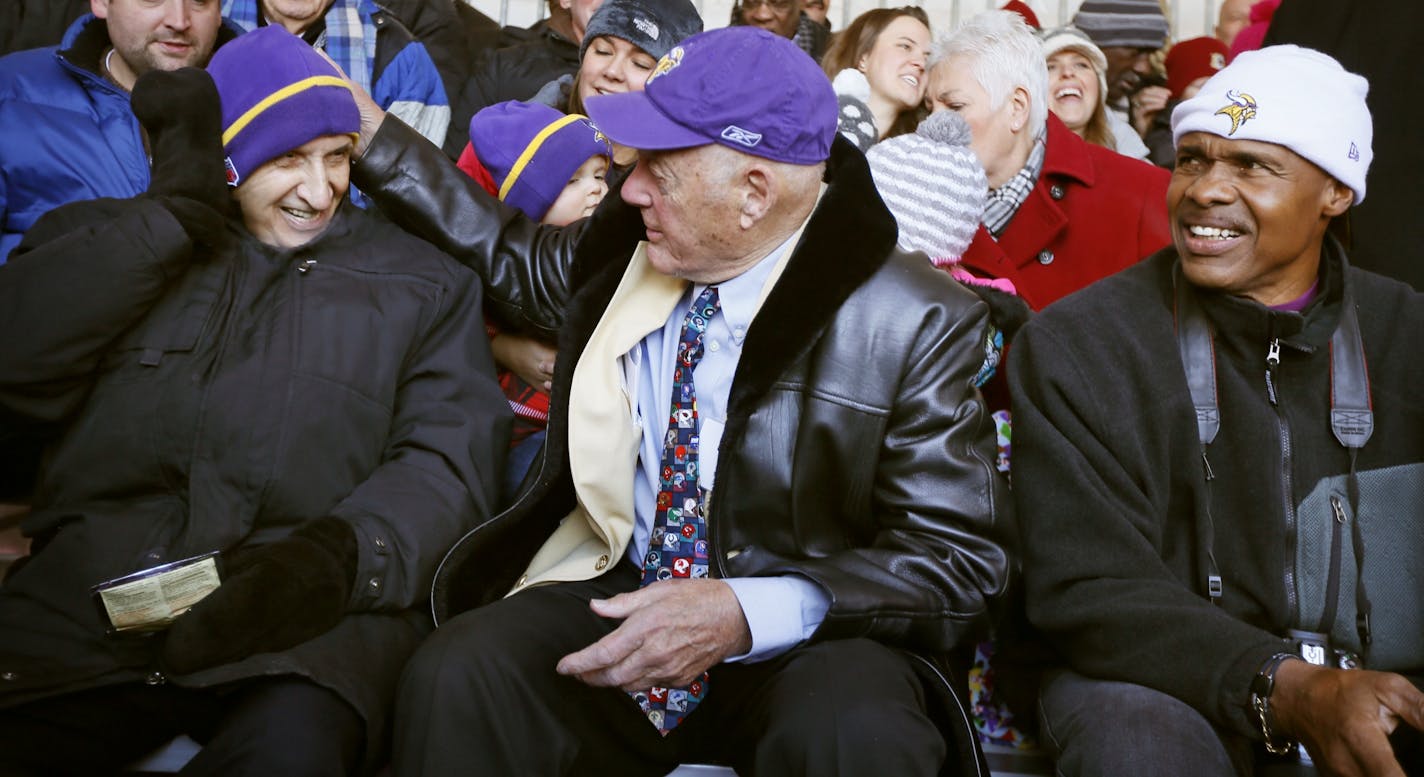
[
  {"left": 355, "top": 121, "right": 1015, "bottom": 775},
  {"left": 355, "top": 117, "right": 583, "bottom": 339}
]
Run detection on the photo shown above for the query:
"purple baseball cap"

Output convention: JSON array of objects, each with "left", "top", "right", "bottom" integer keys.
[{"left": 583, "top": 27, "right": 837, "bottom": 165}]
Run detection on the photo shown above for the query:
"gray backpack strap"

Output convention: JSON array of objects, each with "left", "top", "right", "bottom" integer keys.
[{"left": 1174, "top": 272, "right": 1220, "bottom": 447}]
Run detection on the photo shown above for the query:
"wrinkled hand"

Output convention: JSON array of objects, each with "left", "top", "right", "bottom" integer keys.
[
  {"left": 556, "top": 579, "right": 752, "bottom": 691},
  {"left": 491, "top": 334, "right": 556, "bottom": 392},
  {"left": 1272, "top": 659, "right": 1424, "bottom": 777},
  {"left": 1130, "top": 85, "right": 1171, "bottom": 137},
  {"left": 161, "top": 517, "right": 358, "bottom": 675}
]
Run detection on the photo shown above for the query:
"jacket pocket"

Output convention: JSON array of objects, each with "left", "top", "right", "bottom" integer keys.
[{"left": 99, "top": 270, "right": 219, "bottom": 379}]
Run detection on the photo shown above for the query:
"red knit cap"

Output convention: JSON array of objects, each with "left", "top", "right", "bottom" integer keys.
[
  {"left": 1000, "top": 0, "right": 1040, "bottom": 30},
  {"left": 1165, "top": 36, "right": 1229, "bottom": 99}
]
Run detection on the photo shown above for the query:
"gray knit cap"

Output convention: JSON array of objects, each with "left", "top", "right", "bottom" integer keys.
[
  {"left": 866, "top": 111, "right": 988, "bottom": 262},
  {"left": 1071, "top": 0, "right": 1169, "bottom": 49},
  {"left": 579, "top": 0, "right": 704, "bottom": 62}
]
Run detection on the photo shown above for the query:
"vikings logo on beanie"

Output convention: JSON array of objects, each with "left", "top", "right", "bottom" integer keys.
[{"left": 206, "top": 26, "right": 361, "bottom": 187}]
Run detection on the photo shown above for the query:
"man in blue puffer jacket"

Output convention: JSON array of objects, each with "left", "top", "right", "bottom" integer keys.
[
  {"left": 0, "top": 4, "right": 241, "bottom": 262},
  {"left": 221, "top": 0, "right": 449, "bottom": 153}
]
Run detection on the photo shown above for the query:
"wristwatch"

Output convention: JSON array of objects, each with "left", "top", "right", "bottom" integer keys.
[{"left": 1250, "top": 652, "right": 1302, "bottom": 755}]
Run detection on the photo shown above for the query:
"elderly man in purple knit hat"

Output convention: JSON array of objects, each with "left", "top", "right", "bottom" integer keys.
[
  {"left": 346, "top": 24, "right": 1015, "bottom": 777},
  {"left": 0, "top": 25, "right": 506, "bottom": 774}
]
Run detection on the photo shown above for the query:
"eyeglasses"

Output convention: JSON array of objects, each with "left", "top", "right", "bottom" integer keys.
[{"left": 739, "top": 0, "right": 797, "bottom": 12}]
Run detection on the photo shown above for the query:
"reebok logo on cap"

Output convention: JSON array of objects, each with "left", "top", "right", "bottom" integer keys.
[{"left": 720, "top": 126, "right": 762, "bottom": 148}]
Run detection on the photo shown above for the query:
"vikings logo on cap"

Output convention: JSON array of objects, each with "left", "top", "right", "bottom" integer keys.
[
  {"left": 1214, "top": 90, "right": 1258, "bottom": 136},
  {"left": 648, "top": 46, "right": 684, "bottom": 85}
]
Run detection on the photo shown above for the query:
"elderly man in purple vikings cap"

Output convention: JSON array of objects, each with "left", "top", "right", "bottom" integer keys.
[{"left": 358, "top": 25, "right": 1013, "bottom": 777}]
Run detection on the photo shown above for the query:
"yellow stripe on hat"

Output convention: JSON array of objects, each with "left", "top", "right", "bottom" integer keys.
[
  {"left": 498, "top": 113, "right": 587, "bottom": 201},
  {"left": 222, "top": 75, "right": 354, "bottom": 146}
]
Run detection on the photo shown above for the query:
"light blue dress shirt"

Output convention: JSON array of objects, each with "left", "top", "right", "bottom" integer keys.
[{"left": 626, "top": 237, "right": 831, "bottom": 663}]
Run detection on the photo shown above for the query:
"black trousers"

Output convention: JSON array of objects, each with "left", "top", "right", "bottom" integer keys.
[
  {"left": 393, "top": 563, "right": 947, "bottom": 777},
  {"left": 0, "top": 675, "right": 363, "bottom": 776}
]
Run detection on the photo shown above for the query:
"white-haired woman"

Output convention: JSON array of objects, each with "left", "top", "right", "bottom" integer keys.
[{"left": 923, "top": 9, "right": 1170, "bottom": 311}]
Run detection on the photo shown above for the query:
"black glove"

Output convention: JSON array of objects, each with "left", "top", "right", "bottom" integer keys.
[
  {"left": 161, "top": 517, "right": 359, "bottom": 675},
  {"left": 131, "top": 67, "right": 232, "bottom": 249}
]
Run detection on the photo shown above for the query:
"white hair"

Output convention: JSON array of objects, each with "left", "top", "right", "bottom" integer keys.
[{"left": 931, "top": 10, "right": 1049, "bottom": 135}]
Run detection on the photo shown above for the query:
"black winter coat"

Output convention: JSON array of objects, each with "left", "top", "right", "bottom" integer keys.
[
  {"left": 356, "top": 119, "right": 1016, "bottom": 776},
  {"left": 0, "top": 198, "right": 509, "bottom": 759}
]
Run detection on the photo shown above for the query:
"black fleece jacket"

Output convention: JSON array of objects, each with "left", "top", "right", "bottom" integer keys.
[{"left": 1009, "top": 243, "right": 1424, "bottom": 737}]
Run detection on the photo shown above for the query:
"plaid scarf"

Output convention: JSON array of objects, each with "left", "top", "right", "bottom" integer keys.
[
  {"left": 982, "top": 129, "right": 1046, "bottom": 238},
  {"left": 221, "top": 0, "right": 377, "bottom": 95},
  {"left": 793, "top": 12, "right": 821, "bottom": 58}
]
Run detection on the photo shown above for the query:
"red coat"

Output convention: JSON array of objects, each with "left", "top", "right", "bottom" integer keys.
[{"left": 961, "top": 114, "right": 1171, "bottom": 311}]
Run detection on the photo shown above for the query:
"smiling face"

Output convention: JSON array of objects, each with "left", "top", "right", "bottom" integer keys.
[
  {"left": 577, "top": 35, "right": 658, "bottom": 103},
  {"left": 232, "top": 134, "right": 353, "bottom": 249},
  {"left": 93, "top": 0, "right": 222, "bottom": 90},
  {"left": 1170, "top": 132, "right": 1353, "bottom": 305},
  {"left": 542, "top": 154, "right": 610, "bottom": 226},
  {"left": 259, "top": 0, "right": 332, "bottom": 34},
  {"left": 1045, "top": 49, "right": 1100, "bottom": 135},
  {"left": 859, "top": 15, "right": 931, "bottom": 114}
]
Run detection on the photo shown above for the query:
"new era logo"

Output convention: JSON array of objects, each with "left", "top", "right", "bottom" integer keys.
[
  {"left": 720, "top": 125, "right": 762, "bottom": 148},
  {"left": 224, "top": 157, "right": 240, "bottom": 187},
  {"left": 1348, "top": 142, "right": 1360, "bottom": 161}
]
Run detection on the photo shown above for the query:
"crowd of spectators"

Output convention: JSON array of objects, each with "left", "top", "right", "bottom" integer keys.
[{"left": 1, "top": 0, "right": 1421, "bottom": 775}]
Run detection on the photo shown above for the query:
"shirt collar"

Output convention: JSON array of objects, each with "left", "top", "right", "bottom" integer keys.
[{"left": 691, "top": 230, "right": 799, "bottom": 340}]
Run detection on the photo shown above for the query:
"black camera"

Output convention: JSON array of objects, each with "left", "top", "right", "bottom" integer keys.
[{"left": 1287, "top": 628, "right": 1361, "bottom": 670}]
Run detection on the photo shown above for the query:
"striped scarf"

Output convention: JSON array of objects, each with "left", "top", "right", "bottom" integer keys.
[
  {"left": 221, "top": 0, "right": 377, "bottom": 96},
  {"left": 982, "top": 129, "right": 1046, "bottom": 238}
]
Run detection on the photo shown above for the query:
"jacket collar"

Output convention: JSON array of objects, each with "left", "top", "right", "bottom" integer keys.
[
  {"left": 1188, "top": 235, "right": 1350, "bottom": 353},
  {"left": 558, "top": 134, "right": 899, "bottom": 424},
  {"left": 961, "top": 115, "right": 1098, "bottom": 283},
  {"left": 1040, "top": 113, "right": 1097, "bottom": 189}
]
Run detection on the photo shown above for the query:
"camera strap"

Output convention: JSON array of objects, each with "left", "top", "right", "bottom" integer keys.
[{"left": 1173, "top": 266, "right": 1373, "bottom": 657}]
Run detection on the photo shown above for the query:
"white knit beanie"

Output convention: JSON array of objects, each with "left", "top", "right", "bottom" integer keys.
[
  {"left": 1172, "top": 45, "right": 1372, "bottom": 204},
  {"left": 866, "top": 111, "right": 988, "bottom": 263},
  {"left": 1039, "top": 25, "right": 1110, "bottom": 118}
]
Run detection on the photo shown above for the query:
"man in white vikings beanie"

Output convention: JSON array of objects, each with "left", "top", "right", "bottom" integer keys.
[{"left": 1009, "top": 43, "right": 1424, "bottom": 777}]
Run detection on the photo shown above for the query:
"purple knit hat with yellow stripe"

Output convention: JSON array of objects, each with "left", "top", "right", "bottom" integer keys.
[
  {"left": 469, "top": 101, "right": 613, "bottom": 221},
  {"left": 206, "top": 25, "right": 360, "bottom": 187}
]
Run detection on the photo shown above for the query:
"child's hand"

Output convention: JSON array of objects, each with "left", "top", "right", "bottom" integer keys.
[{"left": 492, "top": 334, "right": 557, "bottom": 392}]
